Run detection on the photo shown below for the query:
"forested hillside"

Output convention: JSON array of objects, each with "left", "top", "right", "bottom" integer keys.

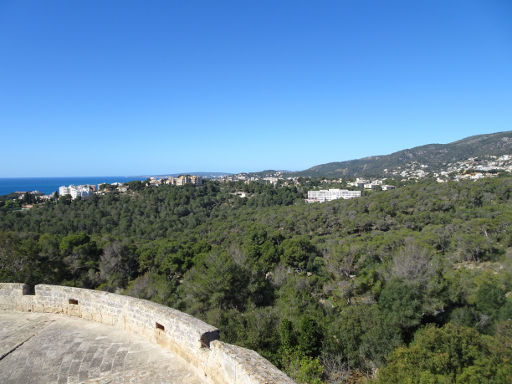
[
  {"left": 295, "top": 130, "right": 512, "bottom": 177},
  {"left": 1, "top": 178, "right": 512, "bottom": 383}
]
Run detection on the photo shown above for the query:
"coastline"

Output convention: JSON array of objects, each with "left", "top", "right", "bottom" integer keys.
[{"left": 0, "top": 176, "right": 147, "bottom": 196}]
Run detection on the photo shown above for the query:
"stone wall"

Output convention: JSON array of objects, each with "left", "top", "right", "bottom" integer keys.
[{"left": 0, "top": 283, "right": 295, "bottom": 384}]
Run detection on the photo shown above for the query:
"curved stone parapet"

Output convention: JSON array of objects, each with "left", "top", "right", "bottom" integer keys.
[{"left": 0, "top": 283, "right": 295, "bottom": 384}]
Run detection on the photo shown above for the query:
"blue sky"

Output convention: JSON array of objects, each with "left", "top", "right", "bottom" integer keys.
[{"left": 0, "top": 0, "right": 511, "bottom": 177}]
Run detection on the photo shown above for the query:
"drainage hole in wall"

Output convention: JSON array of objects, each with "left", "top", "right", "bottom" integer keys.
[
  {"left": 23, "top": 285, "right": 35, "bottom": 295},
  {"left": 69, "top": 299, "right": 79, "bottom": 305},
  {"left": 156, "top": 322, "right": 165, "bottom": 331}
]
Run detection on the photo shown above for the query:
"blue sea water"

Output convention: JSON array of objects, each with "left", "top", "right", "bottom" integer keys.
[{"left": 0, "top": 176, "right": 148, "bottom": 196}]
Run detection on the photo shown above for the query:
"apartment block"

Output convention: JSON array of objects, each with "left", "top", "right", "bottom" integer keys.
[
  {"left": 58, "top": 185, "right": 93, "bottom": 200},
  {"left": 306, "top": 189, "right": 361, "bottom": 203}
]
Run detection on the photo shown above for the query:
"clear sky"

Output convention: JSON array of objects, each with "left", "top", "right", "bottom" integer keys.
[{"left": 0, "top": 0, "right": 511, "bottom": 177}]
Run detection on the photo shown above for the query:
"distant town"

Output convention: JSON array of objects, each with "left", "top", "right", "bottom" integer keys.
[
  {"left": 385, "top": 154, "right": 512, "bottom": 181},
  {"left": 4, "top": 154, "right": 512, "bottom": 210}
]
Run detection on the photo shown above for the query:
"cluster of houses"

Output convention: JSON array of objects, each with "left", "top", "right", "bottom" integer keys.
[
  {"left": 386, "top": 155, "right": 512, "bottom": 182},
  {"left": 217, "top": 173, "right": 283, "bottom": 185},
  {"left": 56, "top": 175, "right": 204, "bottom": 201},
  {"left": 15, "top": 190, "right": 54, "bottom": 201},
  {"left": 218, "top": 173, "right": 398, "bottom": 191},
  {"left": 347, "top": 178, "right": 396, "bottom": 191},
  {"left": 14, "top": 190, "right": 55, "bottom": 209}
]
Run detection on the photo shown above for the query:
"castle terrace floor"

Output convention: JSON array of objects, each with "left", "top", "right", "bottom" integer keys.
[{"left": 0, "top": 312, "right": 206, "bottom": 384}]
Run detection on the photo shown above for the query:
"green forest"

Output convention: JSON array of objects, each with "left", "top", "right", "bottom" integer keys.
[{"left": 1, "top": 178, "right": 511, "bottom": 383}]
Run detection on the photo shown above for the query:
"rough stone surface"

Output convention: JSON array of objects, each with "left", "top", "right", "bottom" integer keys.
[
  {"left": 0, "top": 283, "right": 296, "bottom": 384},
  {"left": 0, "top": 312, "right": 204, "bottom": 384}
]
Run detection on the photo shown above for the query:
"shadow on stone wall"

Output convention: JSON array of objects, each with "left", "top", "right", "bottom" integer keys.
[{"left": 0, "top": 283, "right": 295, "bottom": 384}]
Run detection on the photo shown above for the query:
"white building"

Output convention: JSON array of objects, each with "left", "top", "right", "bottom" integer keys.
[
  {"left": 306, "top": 189, "right": 361, "bottom": 203},
  {"left": 59, "top": 185, "right": 93, "bottom": 200},
  {"left": 166, "top": 175, "right": 202, "bottom": 186},
  {"left": 58, "top": 186, "right": 71, "bottom": 196},
  {"left": 263, "top": 177, "right": 279, "bottom": 185},
  {"left": 356, "top": 178, "right": 369, "bottom": 188}
]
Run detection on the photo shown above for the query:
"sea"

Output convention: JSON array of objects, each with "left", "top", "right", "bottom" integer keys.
[{"left": 0, "top": 176, "right": 148, "bottom": 196}]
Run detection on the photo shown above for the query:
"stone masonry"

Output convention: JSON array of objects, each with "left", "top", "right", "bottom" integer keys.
[
  {"left": 0, "top": 312, "right": 204, "bottom": 383},
  {"left": 0, "top": 283, "right": 296, "bottom": 384}
]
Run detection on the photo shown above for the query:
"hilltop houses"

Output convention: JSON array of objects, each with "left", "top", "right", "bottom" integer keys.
[
  {"left": 58, "top": 175, "right": 203, "bottom": 200},
  {"left": 347, "top": 178, "right": 384, "bottom": 189}
]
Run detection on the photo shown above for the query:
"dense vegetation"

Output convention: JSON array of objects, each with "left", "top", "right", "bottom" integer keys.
[
  {"left": 294, "top": 130, "right": 512, "bottom": 177},
  {"left": 1, "top": 178, "right": 511, "bottom": 383}
]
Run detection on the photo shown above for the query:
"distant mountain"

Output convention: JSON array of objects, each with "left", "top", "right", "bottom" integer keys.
[{"left": 293, "top": 131, "right": 512, "bottom": 178}]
